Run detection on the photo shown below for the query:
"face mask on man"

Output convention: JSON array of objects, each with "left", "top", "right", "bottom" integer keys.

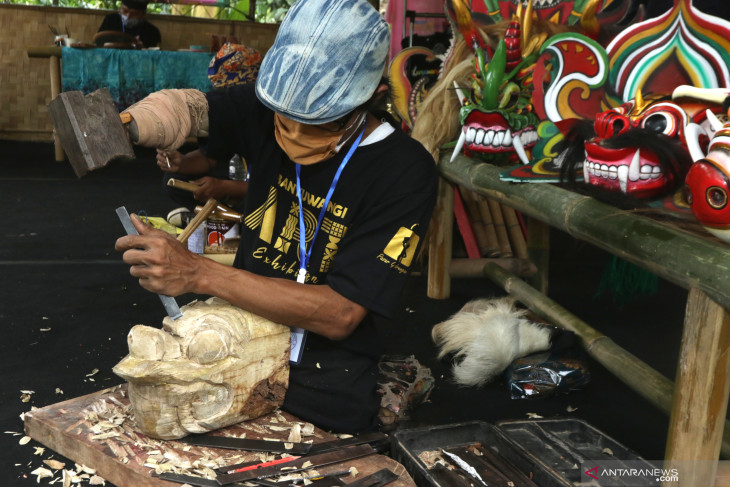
[
  {"left": 121, "top": 14, "right": 143, "bottom": 28},
  {"left": 273, "top": 111, "right": 366, "bottom": 165}
]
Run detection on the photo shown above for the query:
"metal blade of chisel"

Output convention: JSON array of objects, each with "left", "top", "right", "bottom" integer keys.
[
  {"left": 307, "top": 432, "right": 389, "bottom": 455},
  {"left": 181, "top": 435, "right": 312, "bottom": 454},
  {"left": 115, "top": 206, "right": 183, "bottom": 320}
]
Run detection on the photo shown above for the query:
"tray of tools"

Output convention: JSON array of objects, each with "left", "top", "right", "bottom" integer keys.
[
  {"left": 391, "top": 420, "right": 567, "bottom": 487},
  {"left": 496, "top": 418, "right": 653, "bottom": 486}
]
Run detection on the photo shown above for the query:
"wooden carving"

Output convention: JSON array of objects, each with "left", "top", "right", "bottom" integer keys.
[{"left": 113, "top": 297, "right": 290, "bottom": 440}]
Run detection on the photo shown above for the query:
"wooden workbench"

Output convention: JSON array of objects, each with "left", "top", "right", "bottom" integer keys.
[
  {"left": 431, "top": 153, "right": 730, "bottom": 487},
  {"left": 24, "top": 384, "right": 415, "bottom": 487}
]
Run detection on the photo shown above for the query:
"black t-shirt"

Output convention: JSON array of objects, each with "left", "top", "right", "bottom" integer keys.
[
  {"left": 98, "top": 13, "right": 161, "bottom": 48},
  {"left": 202, "top": 83, "right": 438, "bottom": 433}
]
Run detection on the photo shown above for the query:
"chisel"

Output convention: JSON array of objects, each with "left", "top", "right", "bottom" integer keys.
[{"left": 116, "top": 206, "right": 183, "bottom": 320}]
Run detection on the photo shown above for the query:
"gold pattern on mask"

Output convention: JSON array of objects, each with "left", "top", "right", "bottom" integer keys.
[{"left": 383, "top": 225, "right": 420, "bottom": 267}]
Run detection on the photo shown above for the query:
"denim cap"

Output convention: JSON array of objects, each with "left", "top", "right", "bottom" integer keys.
[{"left": 255, "top": 0, "right": 390, "bottom": 124}]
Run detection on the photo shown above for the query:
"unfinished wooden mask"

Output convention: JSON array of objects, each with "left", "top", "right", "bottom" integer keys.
[{"left": 113, "top": 297, "right": 290, "bottom": 439}]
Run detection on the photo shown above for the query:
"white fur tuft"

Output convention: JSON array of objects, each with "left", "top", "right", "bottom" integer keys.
[{"left": 432, "top": 298, "right": 552, "bottom": 387}]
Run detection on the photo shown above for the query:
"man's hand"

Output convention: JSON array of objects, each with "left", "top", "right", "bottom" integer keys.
[
  {"left": 115, "top": 214, "right": 203, "bottom": 296},
  {"left": 192, "top": 176, "right": 227, "bottom": 201},
  {"left": 156, "top": 149, "right": 183, "bottom": 173}
]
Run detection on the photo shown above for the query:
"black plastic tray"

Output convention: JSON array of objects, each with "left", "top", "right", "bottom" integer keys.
[
  {"left": 496, "top": 418, "right": 654, "bottom": 486},
  {"left": 391, "top": 420, "right": 569, "bottom": 487}
]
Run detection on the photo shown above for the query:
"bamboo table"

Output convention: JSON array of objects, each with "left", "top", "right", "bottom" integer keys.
[{"left": 430, "top": 153, "right": 730, "bottom": 487}]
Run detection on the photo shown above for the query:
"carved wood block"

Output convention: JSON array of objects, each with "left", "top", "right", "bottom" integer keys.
[
  {"left": 48, "top": 88, "right": 135, "bottom": 177},
  {"left": 113, "top": 297, "right": 290, "bottom": 439}
]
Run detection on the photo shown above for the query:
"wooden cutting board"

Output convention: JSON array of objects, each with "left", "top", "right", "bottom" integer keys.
[{"left": 24, "top": 384, "right": 415, "bottom": 487}]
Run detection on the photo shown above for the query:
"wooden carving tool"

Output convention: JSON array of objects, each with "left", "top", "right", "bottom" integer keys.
[{"left": 177, "top": 198, "right": 218, "bottom": 244}]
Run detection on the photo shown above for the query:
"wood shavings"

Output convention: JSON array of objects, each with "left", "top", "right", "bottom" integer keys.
[
  {"left": 90, "top": 431, "right": 120, "bottom": 441},
  {"left": 86, "top": 368, "right": 99, "bottom": 377},
  {"left": 302, "top": 461, "right": 312, "bottom": 468},
  {"left": 33, "top": 446, "right": 45, "bottom": 455},
  {"left": 44, "top": 459, "right": 66, "bottom": 470},
  {"left": 526, "top": 412, "right": 543, "bottom": 419},
  {"left": 349, "top": 467, "right": 359, "bottom": 477},
  {"left": 19, "top": 435, "right": 31, "bottom": 445},
  {"left": 300, "top": 423, "right": 315, "bottom": 436},
  {"left": 284, "top": 442, "right": 294, "bottom": 450},
  {"left": 56, "top": 388, "right": 64, "bottom": 395},
  {"left": 40, "top": 327, "right": 52, "bottom": 332},
  {"left": 4, "top": 430, "right": 22, "bottom": 435},
  {"left": 267, "top": 425, "right": 290, "bottom": 432},
  {"left": 89, "top": 475, "right": 106, "bottom": 485},
  {"left": 30, "top": 466, "right": 54, "bottom": 481},
  {"left": 602, "top": 448, "right": 614, "bottom": 456},
  {"left": 288, "top": 423, "right": 302, "bottom": 443},
  {"left": 62, "top": 469, "right": 73, "bottom": 487},
  {"left": 76, "top": 463, "right": 96, "bottom": 475},
  {"left": 566, "top": 406, "right": 578, "bottom": 412}
]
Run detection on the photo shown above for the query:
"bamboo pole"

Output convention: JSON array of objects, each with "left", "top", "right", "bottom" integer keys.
[
  {"left": 486, "top": 198, "right": 513, "bottom": 257},
  {"left": 480, "top": 261, "right": 730, "bottom": 459},
  {"left": 501, "top": 205, "right": 528, "bottom": 259},
  {"left": 439, "top": 153, "right": 730, "bottom": 311},
  {"left": 665, "top": 288, "right": 730, "bottom": 485},
  {"left": 449, "top": 257, "right": 536, "bottom": 278},
  {"left": 473, "top": 192, "right": 501, "bottom": 257},
  {"left": 427, "top": 179, "right": 454, "bottom": 299}
]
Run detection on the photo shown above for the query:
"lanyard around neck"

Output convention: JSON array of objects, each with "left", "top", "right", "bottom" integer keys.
[{"left": 295, "top": 123, "right": 367, "bottom": 284}]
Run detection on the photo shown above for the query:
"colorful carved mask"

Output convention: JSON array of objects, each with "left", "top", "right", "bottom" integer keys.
[
  {"left": 451, "top": 21, "right": 540, "bottom": 165},
  {"left": 683, "top": 92, "right": 730, "bottom": 243},
  {"left": 560, "top": 93, "right": 705, "bottom": 199}
]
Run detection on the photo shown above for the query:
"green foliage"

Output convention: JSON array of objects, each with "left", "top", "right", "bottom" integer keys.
[{"left": 254, "top": 0, "right": 293, "bottom": 22}]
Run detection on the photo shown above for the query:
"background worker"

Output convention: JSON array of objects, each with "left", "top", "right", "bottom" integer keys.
[
  {"left": 157, "top": 148, "right": 248, "bottom": 212},
  {"left": 98, "top": 0, "right": 161, "bottom": 48},
  {"left": 116, "top": 0, "right": 438, "bottom": 433},
  {"left": 157, "top": 43, "right": 262, "bottom": 213}
]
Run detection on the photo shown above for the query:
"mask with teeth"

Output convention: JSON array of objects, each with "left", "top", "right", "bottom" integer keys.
[
  {"left": 113, "top": 297, "right": 290, "bottom": 440},
  {"left": 560, "top": 92, "right": 712, "bottom": 199},
  {"left": 450, "top": 20, "right": 540, "bottom": 165}
]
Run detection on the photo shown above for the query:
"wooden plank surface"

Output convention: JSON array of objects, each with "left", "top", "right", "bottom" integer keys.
[{"left": 24, "top": 384, "right": 415, "bottom": 487}]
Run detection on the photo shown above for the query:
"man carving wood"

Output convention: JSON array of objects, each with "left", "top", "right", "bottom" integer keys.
[{"left": 115, "top": 0, "right": 438, "bottom": 434}]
